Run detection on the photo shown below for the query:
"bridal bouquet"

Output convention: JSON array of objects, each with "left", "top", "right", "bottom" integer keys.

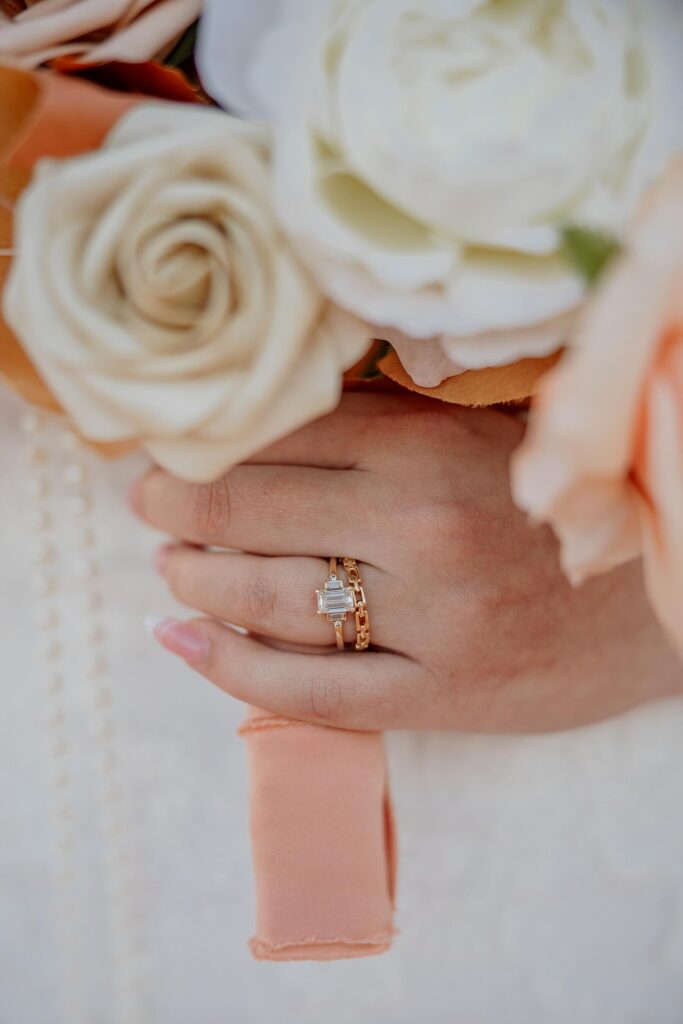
[{"left": 1, "top": 0, "right": 682, "bottom": 960}]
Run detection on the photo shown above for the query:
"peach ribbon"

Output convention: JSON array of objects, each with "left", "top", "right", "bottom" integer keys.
[{"left": 241, "top": 708, "right": 396, "bottom": 960}]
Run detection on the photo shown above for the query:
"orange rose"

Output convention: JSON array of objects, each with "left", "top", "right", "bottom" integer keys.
[{"left": 513, "top": 158, "right": 683, "bottom": 657}]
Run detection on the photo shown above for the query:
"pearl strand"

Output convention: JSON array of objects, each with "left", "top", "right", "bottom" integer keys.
[
  {"left": 22, "top": 408, "right": 149, "bottom": 1023},
  {"left": 60, "top": 426, "right": 149, "bottom": 1024},
  {"left": 21, "top": 409, "right": 88, "bottom": 1022}
]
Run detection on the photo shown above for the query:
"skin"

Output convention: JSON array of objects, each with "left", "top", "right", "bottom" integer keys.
[{"left": 129, "top": 392, "right": 683, "bottom": 733}]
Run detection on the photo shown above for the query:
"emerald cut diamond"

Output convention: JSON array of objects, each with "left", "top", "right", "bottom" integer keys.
[{"left": 316, "top": 576, "right": 355, "bottom": 620}]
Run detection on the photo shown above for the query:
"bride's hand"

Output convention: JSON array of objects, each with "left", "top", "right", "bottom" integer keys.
[{"left": 129, "top": 393, "right": 683, "bottom": 732}]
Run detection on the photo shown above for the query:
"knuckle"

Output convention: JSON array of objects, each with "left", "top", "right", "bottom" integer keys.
[
  {"left": 430, "top": 499, "right": 472, "bottom": 546},
  {"left": 422, "top": 484, "right": 484, "bottom": 549},
  {"left": 188, "top": 478, "right": 232, "bottom": 539},
  {"left": 244, "top": 574, "right": 279, "bottom": 628},
  {"left": 396, "top": 492, "right": 459, "bottom": 547}
]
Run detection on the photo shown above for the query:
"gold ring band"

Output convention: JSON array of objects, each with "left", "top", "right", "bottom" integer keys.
[{"left": 341, "top": 557, "right": 371, "bottom": 650}]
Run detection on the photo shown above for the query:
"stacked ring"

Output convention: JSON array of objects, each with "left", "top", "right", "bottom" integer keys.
[
  {"left": 315, "top": 557, "right": 371, "bottom": 651},
  {"left": 315, "top": 558, "right": 355, "bottom": 650},
  {"left": 341, "top": 557, "right": 371, "bottom": 651}
]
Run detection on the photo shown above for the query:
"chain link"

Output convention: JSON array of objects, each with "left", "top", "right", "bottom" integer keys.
[{"left": 341, "top": 557, "right": 371, "bottom": 650}]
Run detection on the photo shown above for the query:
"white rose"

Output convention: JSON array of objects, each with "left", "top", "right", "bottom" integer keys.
[
  {"left": 199, "top": 0, "right": 683, "bottom": 384},
  {"left": 4, "top": 102, "right": 369, "bottom": 482},
  {"left": 0, "top": 0, "right": 202, "bottom": 67}
]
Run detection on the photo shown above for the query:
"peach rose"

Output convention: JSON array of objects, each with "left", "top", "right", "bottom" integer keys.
[
  {"left": 512, "top": 158, "right": 683, "bottom": 657},
  {"left": 0, "top": 0, "right": 201, "bottom": 67}
]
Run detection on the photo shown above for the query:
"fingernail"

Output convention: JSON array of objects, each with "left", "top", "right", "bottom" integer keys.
[
  {"left": 145, "top": 616, "right": 210, "bottom": 664},
  {"left": 144, "top": 615, "right": 169, "bottom": 637},
  {"left": 154, "top": 544, "right": 174, "bottom": 574},
  {"left": 126, "top": 479, "right": 143, "bottom": 516}
]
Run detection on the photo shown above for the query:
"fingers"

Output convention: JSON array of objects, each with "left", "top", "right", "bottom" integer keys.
[
  {"left": 160, "top": 545, "right": 396, "bottom": 649},
  {"left": 130, "top": 464, "right": 379, "bottom": 560},
  {"left": 149, "top": 615, "right": 427, "bottom": 730}
]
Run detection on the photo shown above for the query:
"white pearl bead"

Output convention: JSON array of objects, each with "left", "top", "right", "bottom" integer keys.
[
  {"left": 56, "top": 865, "right": 76, "bottom": 887},
  {"left": 36, "top": 606, "right": 60, "bottom": 630},
  {"left": 42, "top": 638, "right": 63, "bottom": 662},
  {"left": 98, "top": 750, "right": 118, "bottom": 774},
  {"left": 92, "top": 686, "right": 112, "bottom": 708},
  {"left": 75, "top": 557, "right": 98, "bottom": 581},
  {"left": 83, "top": 622, "right": 105, "bottom": 645},
  {"left": 20, "top": 410, "right": 41, "bottom": 434},
  {"left": 23, "top": 476, "right": 49, "bottom": 499},
  {"left": 69, "top": 494, "right": 91, "bottom": 517},
  {"left": 45, "top": 670, "right": 64, "bottom": 694},
  {"left": 92, "top": 718, "right": 114, "bottom": 742},
  {"left": 30, "top": 539, "right": 54, "bottom": 565},
  {"left": 85, "top": 656, "right": 108, "bottom": 680},
  {"left": 58, "top": 429, "right": 79, "bottom": 451},
  {"left": 102, "top": 819, "right": 123, "bottom": 840},
  {"left": 26, "top": 444, "right": 48, "bottom": 465},
  {"left": 50, "top": 737, "right": 68, "bottom": 758},
  {"left": 64, "top": 462, "right": 87, "bottom": 485},
  {"left": 53, "top": 772, "right": 70, "bottom": 792},
  {"left": 74, "top": 525, "right": 95, "bottom": 549},
  {"left": 28, "top": 508, "right": 51, "bottom": 532},
  {"left": 57, "top": 836, "right": 74, "bottom": 855},
  {"left": 45, "top": 708, "right": 65, "bottom": 730},
  {"left": 101, "top": 784, "right": 121, "bottom": 806},
  {"left": 32, "top": 573, "right": 55, "bottom": 597},
  {"left": 81, "top": 589, "right": 102, "bottom": 612}
]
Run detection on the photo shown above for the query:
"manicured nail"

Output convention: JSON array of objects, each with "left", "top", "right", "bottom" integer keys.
[
  {"left": 126, "top": 478, "right": 143, "bottom": 516},
  {"left": 144, "top": 615, "right": 169, "bottom": 637},
  {"left": 145, "top": 616, "right": 210, "bottom": 664},
  {"left": 154, "top": 543, "right": 174, "bottom": 574}
]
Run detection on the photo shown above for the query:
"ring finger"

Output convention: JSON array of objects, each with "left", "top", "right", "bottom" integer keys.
[{"left": 159, "top": 545, "right": 398, "bottom": 651}]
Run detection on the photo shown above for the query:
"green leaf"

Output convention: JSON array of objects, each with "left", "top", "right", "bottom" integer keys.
[
  {"left": 164, "top": 21, "right": 198, "bottom": 68},
  {"left": 561, "top": 226, "right": 621, "bottom": 287}
]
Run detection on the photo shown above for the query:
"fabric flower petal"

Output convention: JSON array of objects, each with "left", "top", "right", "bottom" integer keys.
[
  {"left": 4, "top": 101, "right": 372, "bottom": 482},
  {"left": 198, "top": 0, "right": 682, "bottom": 375}
]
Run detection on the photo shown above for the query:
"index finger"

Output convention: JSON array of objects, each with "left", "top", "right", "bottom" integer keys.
[{"left": 244, "top": 392, "right": 401, "bottom": 468}]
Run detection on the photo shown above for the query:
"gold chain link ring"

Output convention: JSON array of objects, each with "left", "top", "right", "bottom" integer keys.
[{"left": 341, "top": 557, "right": 371, "bottom": 651}]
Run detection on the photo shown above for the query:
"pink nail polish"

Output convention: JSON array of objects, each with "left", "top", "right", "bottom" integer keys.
[
  {"left": 154, "top": 544, "right": 174, "bottom": 574},
  {"left": 146, "top": 616, "right": 210, "bottom": 664}
]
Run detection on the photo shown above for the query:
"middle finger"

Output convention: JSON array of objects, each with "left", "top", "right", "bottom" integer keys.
[{"left": 131, "top": 464, "right": 379, "bottom": 561}]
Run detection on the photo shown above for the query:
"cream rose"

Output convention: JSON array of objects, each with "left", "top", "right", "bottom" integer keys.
[
  {"left": 512, "top": 158, "right": 683, "bottom": 659},
  {"left": 4, "top": 102, "right": 370, "bottom": 482},
  {"left": 0, "top": 0, "right": 202, "bottom": 67},
  {"left": 199, "top": 0, "right": 683, "bottom": 384}
]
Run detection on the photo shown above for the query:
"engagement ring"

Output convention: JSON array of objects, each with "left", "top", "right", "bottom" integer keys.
[
  {"left": 316, "top": 558, "right": 355, "bottom": 650},
  {"left": 316, "top": 557, "right": 371, "bottom": 651}
]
